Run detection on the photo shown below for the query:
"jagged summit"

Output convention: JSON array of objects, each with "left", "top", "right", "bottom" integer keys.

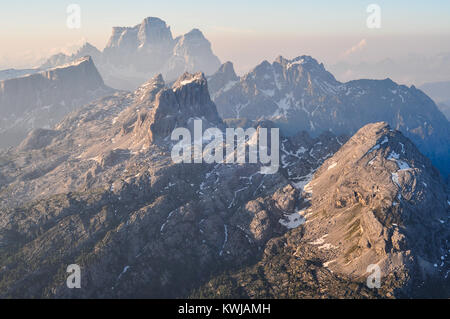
[
  {"left": 148, "top": 72, "right": 222, "bottom": 141},
  {"left": 105, "top": 16, "right": 173, "bottom": 50},
  {"left": 275, "top": 55, "right": 319, "bottom": 66},
  {"left": 105, "top": 72, "right": 222, "bottom": 148},
  {"left": 134, "top": 73, "right": 166, "bottom": 104},
  {"left": 138, "top": 17, "right": 173, "bottom": 46},
  {"left": 172, "top": 72, "right": 206, "bottom": 89}
]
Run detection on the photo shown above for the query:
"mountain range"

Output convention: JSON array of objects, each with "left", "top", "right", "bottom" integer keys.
[
  {"left": 209, "top": 56, "right": 450, "bottom": 178},
  {"left": 41, "top": 17, "right": 221, "bottom": 90},
  {"left": 0, "top": 71, "right": 448, "bottom": 298},
  {"left": 0, "top": 56, "right": 114, "bottom": 149},
  {"left": 0, "top": 17, "right": 449, "bottom": 299}
]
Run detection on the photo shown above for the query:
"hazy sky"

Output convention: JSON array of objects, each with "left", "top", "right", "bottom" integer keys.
[{"left": 1, "top": 0, "right": 450, "bottom": 77}]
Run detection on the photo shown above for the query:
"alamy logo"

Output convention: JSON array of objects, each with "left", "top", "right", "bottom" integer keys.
[
  {"left": 366, "top": 264, "right": 381, "bottom": 288},
  {"left": 66, "top": 4, "right": 81, "bottom": 29},
  {"left": 171, "top": 120, "right": 280, "bottom": 174},
  {"left": 66, "top": 264, "right": 81, "bottom": 289},
  {"left": 366, "top": 4, "right": 381, "bottom": 29}
]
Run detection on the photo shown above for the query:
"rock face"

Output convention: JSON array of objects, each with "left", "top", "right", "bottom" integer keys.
[
  {"left": 41, "top": 17, "right": 221, "bottom": 90},
  {"left": 210, "top": 56, "right": 450, "bottom": 178},
  {"left": 299, "top": 122, "right": 449, "bottom": 293},
  {"left": 0, "top": 68, "right": 38, "bottom": 81},
  {"left": 148, "top": 72, "right": 223, "bottom": 141},
  {"left": 0, "top": 56, "right": 114, "bottom": 148}
]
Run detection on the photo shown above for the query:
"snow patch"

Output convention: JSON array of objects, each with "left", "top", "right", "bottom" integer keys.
[
  {"left": 391, "top": 172, "right": 400, "bottom": 187},
  {"left": 279, "top": 212, "right": 306, "bottom": 229},
  {"left": 327, "top": 162, "right": 337, "bottom": 170},
  {"left": 219, "top": 224, "right": 228, "bottom": 256},
  {"left": 309, "top": 234, "right": 328, "bottom": 245}
]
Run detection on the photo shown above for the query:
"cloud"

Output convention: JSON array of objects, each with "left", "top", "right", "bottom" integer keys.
[
  {"left": 0, "top": 38, "right": 89, "bottom": 69},
  {"left": 344, "top": 39, "right": 367, "bottom": 56}
]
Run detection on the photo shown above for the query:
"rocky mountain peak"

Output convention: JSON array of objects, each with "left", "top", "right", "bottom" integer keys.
[
  {"left": 218, "top": 61, "right": 237, "bottom": 78},
  {"left": 172, "top": 72, "right": 206, "bottom": 89},
  {"left": 0, "top": 55, "right": 113, "bottom": 148},
  {"left": 166, "top": 29, "right": 221, "bottom": 80},
  {"left": 46, "top": 56, "right": 104, "bottom": 85},
  {"left": 170, "top": 72, "right": 220, "bottom": 120},
  {"left": 137, "top": 17, "right": 173, "bottom": 48},
  {"left": 105, "top": 17, "right": 173, "bottom": 52},
  {"left": 276, "top": 55, "right": 338, "bottom": 83},
  {"left": 77, "top": 42, "right": 101, "bottom": 54},
  {"left": 136, "top": 72, "right": 222, "bottom": 141},
  {"left": 183, "top": 28, "right": 205, "bottom": 39},
  {"left": 299, "top": 122, "right": 449, "bottom": 293},
  {"left": 134, "top": 73, "right": 166, "bottom": 104},
  {"left": 207, "top": 61, "right": 239, "bottom": 97}
]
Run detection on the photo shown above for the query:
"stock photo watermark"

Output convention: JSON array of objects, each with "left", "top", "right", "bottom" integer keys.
[
  {"left": 171, "top": 120, "right": 280, "bottom": 174},
  {"left": 366, "top": 264, "right": 381, "bottom": 289},
  {"left": 367, "top": 4, "right": 381, "bottom": 29},
  {"left": 66, "top": 4, "right": 81, "bottom": 29},
  {"left": 66, "top": 264, "right": 81, "bottom": 289}
]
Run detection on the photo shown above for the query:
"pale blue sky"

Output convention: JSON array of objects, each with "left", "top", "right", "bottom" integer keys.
[{"left": 1, "top": 0, "right": 450, "bottom": 74}]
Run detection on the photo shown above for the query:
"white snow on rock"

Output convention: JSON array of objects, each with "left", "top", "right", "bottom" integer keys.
[
  {"left": 392, "top": 172, "right": 400, "bottom": 187},
  {"left": 387, "top": 151, "right": 400, "bottom": 160},
  {"left": 279, "top": 212, "right": 306, "bottom": 229},
  {"left": 219, "top": 224, "right": 228, "bottom": 256},
  {"left": 309, "top": 234, "right": 328, "bottom": 245},
  {"left": 318, "top": 243, "right": 336, "bottom": 250},
  {"left": 327, "top": 162, "right": 337, "bottom": 170},
  {"left": 117, "top": 266, "right": 130, "bottom": 280},
  {"left": 292, "top": 172, "right": 314, "bottom": 194},
  {"left": 368, "top": 144, "right": 380, "bottom": 153},
  {"left": 323, "top": 259, "right": 336, "bottom": 268},
  {"left": 387, "top": 151, "right": 410, "bottom": 170}
]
